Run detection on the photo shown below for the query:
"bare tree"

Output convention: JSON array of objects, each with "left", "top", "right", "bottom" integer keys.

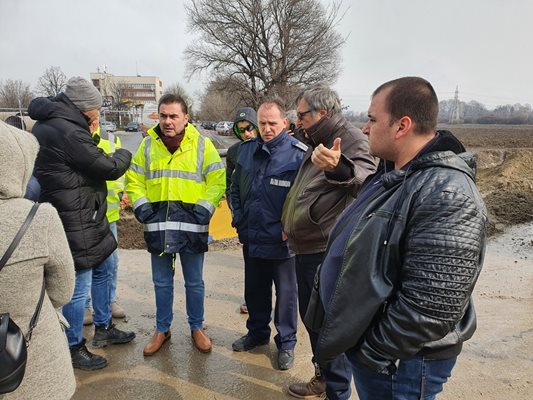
[
  {"left": 0, "top": 79, "right": 33, "bottom": 108},
  {"left": 164, "top": 82, "right": 193, "bottom": 111},
  {"left": 107, "top": 80, "right": 131, "bottom": 111},
  {"left": 185, "top": 0, "right": 345, "bottom": 108},
  {"left": 198, "top": 79, "right": 243, "bottom": 121},
  {"left": 36, "top": 66, "right": 67, "bottom": 97},
  {"left": 104, "top": 80, "right": 132, "bottom": 126}
]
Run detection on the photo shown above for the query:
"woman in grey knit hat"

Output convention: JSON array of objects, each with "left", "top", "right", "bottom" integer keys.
[{"left": 0, "top": 121, "right": 76, "bottom": 399}]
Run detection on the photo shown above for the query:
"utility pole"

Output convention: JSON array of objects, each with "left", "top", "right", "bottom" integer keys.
[{"left": 449, "top": 85, "right": 462, "bottom": 124}]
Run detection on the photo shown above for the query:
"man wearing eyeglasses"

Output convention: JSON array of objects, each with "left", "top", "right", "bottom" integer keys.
[
  {"left": 282, "top": 86, "right": 377, "bottom": 400},
  {"left": 230, "top": 98, "right": 307, "bottom": 370}
]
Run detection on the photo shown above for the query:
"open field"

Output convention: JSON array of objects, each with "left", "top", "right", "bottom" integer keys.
[{"left": 441, "top": 123, "right": 533, "bottom": 149}]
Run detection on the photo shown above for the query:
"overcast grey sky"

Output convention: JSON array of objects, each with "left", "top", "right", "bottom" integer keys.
[{"left": 1, "top": 0, "right": 532, "bottom": 113}]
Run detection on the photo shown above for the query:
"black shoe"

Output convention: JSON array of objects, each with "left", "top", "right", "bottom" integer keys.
[
  {"left": 278, "top": 349, "right": 294, "bottom": 370},
  {"left": 92, "top": 322, "right": 136, "bottom": 348},
  {"left": 232, "top": 334, "right": 269, "bottom": 352},
  {"left": 70, "top": 339, "right": 107, "bottom": 370}
]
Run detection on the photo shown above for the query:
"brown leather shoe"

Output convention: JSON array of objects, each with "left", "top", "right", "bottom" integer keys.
[
  {"left": 191, "top": 328, "right": 212, "bottom": 353},
  {"left": 143, "top": 331, "right": 171, "bottom": 356},
  {"left": 288, "top": 374, "right": 326, "bottom": 398}
]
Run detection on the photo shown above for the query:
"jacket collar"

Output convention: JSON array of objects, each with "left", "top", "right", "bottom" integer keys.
[
  {"left": 380, "top": 130, "right": 476, "bottom": 188},
  {"left": 148, "top": 123, "right": 200, "bottom": 152},
  {"left": 303, "top": 113, "right": 344, "bottom": 148},
  {"left": 255, "top": 130, "right": 289, "bottom": 154}
]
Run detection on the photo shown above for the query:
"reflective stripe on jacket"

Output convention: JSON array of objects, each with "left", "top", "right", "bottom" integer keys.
[
  {"left": 93, "top": 127, "right": 124, "bottom": 223},
  {"left": 126, "top": 123, "right": 225, "bottom": 254}
]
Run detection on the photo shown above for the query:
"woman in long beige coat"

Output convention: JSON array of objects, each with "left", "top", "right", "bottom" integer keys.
[{"left": 0, "top": 121, "right": 76, "bottom": 399}]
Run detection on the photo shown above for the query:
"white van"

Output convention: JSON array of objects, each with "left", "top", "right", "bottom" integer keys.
[{"left": 140, "top": 102, "right": 159, "bottom": 131}]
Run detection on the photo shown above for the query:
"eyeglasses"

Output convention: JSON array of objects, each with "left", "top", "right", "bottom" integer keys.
[
  {"left": 297, "top": 109, "right": 313, "bottom": 119},
  {"left": 237, "top": 124, "right": 255, "bottom": 134}
]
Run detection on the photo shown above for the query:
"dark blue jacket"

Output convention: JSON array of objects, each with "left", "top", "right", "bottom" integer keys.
[{"left": 230, "top": 131, "right": 307, "bottom": 259}]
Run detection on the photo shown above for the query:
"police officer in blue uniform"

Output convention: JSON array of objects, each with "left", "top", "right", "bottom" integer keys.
[{"left": 230, "top": 97, "right": 307, "bottom": 370}]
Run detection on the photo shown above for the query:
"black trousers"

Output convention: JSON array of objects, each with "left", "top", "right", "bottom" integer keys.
[
  {"left": 243, "top": 245, "right": 298, "bottom": 350},
  {"left": 295, "top": 252, "right": 352, "bottom": 400}
]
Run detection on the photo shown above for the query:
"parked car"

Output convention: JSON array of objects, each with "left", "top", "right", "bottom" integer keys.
[
  {"left": 100, "top": 120, "right": 116, "bottom": 132},
  {"left": 125, "top": 121, "right": 141, "bottom": 132},
  {"left": 202, "top": 121, "right": 216, "bottom": 130},
  {"left": 215, "top": 121, "right": 233, "bottom": 136}
]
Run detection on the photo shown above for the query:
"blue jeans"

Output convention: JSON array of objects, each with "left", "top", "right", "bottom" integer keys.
[
  {"left": 108, "top": 222, "right": 119, "bottom": 304},
  {"left": 151, "top": 252, "right": 205, "bottom": 332},
  {"left": 63, "top": 256, "right": 113, "bottom": 346},
  {"left": 295, "top": 253, "right": 352, "bottom": 400},
  {"left": 86, "top": 222, "right": 119, "bottom": 308},
  {"left": 347, "top": 353, "right": 457, "bottom": 400}
]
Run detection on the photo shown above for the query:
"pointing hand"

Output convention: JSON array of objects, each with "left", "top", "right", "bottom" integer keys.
[{"left": 311, "top": 137, "right": 341, "bottom": 172}]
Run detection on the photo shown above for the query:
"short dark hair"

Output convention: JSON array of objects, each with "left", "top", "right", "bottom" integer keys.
[
  {"left": 259, "top": 96, "right": 287, "bottom": 118},
  {"left": 158, "top": 93, "right": 188, "bottom": 114},
  {"left": 373, "top": 77, "right": 438, "bottom": 134}
]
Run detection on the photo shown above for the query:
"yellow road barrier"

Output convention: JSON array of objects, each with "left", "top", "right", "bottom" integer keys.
[{"left": 209, "top": 200, "right": 237, "bottom": 240}]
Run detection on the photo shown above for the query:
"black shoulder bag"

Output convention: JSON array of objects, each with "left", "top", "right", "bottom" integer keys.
[{"left": 0, "top": 202, "right": 43, "bottom": 394}]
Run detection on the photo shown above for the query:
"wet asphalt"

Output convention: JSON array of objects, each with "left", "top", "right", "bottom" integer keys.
[
  {"left": 71, "top": 225, "right": 533, "bottom": 400},
  {"left": 72, "top": 248, "right": 320, "bottom": 400}
]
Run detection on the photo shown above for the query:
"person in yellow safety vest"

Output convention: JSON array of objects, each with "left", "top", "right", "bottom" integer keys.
[
  {"left": 126, "top": 94, "right": 225, "bottom": 356},
  {"left": 84, "top": 125, "right": 127, "bottom": 325}
]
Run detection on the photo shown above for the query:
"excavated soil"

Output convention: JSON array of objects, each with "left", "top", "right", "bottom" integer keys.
[
  {"left": 117, "top": 124, "right": 533, "bottom": 248},
  {"left": 450, "top": 124, "right": 533, "bottom": 235}
]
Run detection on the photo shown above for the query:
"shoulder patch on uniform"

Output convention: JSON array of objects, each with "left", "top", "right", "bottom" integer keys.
[{"left": 292, "top": 141, "right": 308, "bottom": 152}]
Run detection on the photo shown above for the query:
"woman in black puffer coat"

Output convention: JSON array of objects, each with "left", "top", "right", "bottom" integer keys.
[{"left": 28, "top": 93, "right": 131, "bottom": 271}]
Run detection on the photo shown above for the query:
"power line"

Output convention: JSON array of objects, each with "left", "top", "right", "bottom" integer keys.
[{"left": 449, "top": 86, "right": 461, "bottom": 124}]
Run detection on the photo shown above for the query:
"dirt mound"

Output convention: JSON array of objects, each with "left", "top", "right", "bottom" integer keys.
[
  {"left": 476, "top": 149, "right": 533, "bottom": 235},
  {"left": 446, "top": 124, "right": 533, "bottom": 235},
  {"left": 117, "top": 209, "right": 146, "bottom": 249}
]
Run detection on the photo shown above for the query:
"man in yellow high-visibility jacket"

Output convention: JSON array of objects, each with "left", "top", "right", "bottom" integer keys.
[
  {"left": 84, "top": 126, "right": 127, "bottom": 325},
  {"left": 126, "top": 94, "right": 225, "bottom": 356}
]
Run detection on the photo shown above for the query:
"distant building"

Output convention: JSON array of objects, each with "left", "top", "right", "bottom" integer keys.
[{"left": 90, "top": 72, "right": 163, "bottom": 107}]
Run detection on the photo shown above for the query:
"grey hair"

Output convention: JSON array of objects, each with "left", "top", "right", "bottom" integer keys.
[
  {"left": 286, "top": 110, "right": 298, "bottom": 124},
  {"left": 298, "top": 86, "right": 342, "bottom": 115}
]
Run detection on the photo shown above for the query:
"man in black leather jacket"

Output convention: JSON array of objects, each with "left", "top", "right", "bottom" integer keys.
[{"left": 309, "top": 77, "right": 487, "bottom": 399}]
